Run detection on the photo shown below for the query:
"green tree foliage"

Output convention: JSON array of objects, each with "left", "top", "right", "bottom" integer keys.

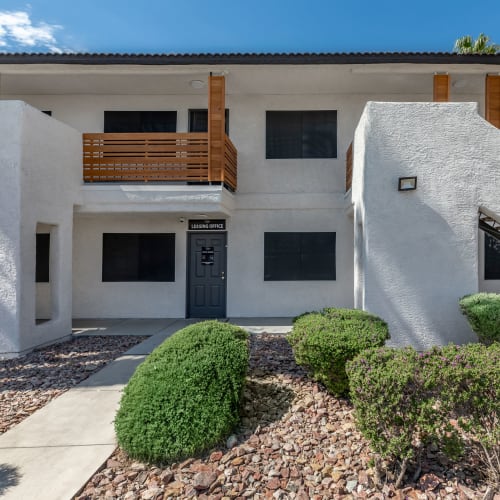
[{"left": 454, "top": 33, "right": 500, "bottom": 54}]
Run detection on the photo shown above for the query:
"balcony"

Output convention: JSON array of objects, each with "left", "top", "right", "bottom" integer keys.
[
  {"left": 83, "top": 132, "right": 237, "bottom": 191},
  {"left": 82, "top": 74, "right": 237, "bottom": 192}
]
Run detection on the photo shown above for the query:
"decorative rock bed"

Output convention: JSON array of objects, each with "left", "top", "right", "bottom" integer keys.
[
  {"left": 75, "top": 334, "right": 493, "bottom": 500},
  {"left": 0, "top": 335, "right": 147, "bottom": 435}
]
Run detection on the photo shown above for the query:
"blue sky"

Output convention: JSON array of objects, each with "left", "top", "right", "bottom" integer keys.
[{"left": 1, "top": 0, "right": 500, "bottom": 54}]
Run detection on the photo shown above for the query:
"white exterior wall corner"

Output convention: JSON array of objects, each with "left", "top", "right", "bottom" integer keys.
[
  {"left": 0, "top": 102, "right": 23, "bottom": 355},
  {"left": 351, "top": 101, "right": 500, "bottom": 349},
  {"left": 0, "top": 101, "right": 81, "bottom": 356}
]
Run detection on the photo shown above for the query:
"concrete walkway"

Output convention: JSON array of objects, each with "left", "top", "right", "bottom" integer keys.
[{"left": 0, "top": 317, "right": 292, "bottom": 500}]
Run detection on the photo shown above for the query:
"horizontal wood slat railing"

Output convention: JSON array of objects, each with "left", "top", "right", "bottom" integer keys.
[
  {"left": 83, "top": 132, "right": 237, "bottom": 190},
  {"left": 224, "top": 135, "right": 237, "bottom": 191},
  {"left": 346, "top": 142, "right": 353, "bottom": 192}
]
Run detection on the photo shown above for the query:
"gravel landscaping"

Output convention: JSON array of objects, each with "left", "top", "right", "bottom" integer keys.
[
  {"left": 0, "top": 335, "right": 148, "bottom": 435},
  {"left": 75, "top": 333, "right": 496, "bottom": 500}
]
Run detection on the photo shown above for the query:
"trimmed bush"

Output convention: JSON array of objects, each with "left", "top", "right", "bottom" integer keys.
[
  {"left": 288, "top": 307, "right": 389, "bottom": 396},
  {"left": 347, "top": 343, "right": 500, "bottom": 488},
  {"left": 115, "top": 321, "right": 249, "bottom": 463},
  {"left": 460, "top": 293, "right": 500, "bottom": 345}
]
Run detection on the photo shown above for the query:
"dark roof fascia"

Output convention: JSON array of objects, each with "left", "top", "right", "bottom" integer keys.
[{"left": 0, "top": 52, "right": 499, "bottom": 65}]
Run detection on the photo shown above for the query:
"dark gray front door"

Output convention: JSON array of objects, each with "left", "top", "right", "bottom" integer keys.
[{"left": 187, "top": 232, "right": 227, "bottom": 318}]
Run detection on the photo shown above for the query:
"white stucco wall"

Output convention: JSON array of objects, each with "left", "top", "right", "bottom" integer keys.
[
  {"left": 73, "top": 214, "right": 187, "bottom": 318},
  {"left": 351, "top": 102, "right": 500, "bottom": 349},
  {"left": 0, "top": 104, "right": 23, "bottom": 355},
  {"left": 1, "top": 65, "right": 498, "bottom": 334},
  {"left": 72, "top": 206, "right": 353, "bottom": 318},
  {"left": 0, "top": 101, "right": 80, "bottom": 357},
  {"left": 227, "top": 206, "right": 353, "bottom": 316}
]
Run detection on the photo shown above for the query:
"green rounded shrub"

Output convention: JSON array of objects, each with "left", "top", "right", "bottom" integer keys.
[
  {"left": 347, "top": 343, "right": 500, "bottom": 487},
  {"left": 460, "top": 293, "right": 500, "bottom": 345},
  {"left": 115, "top": 321, "right": 249, "bottom": 463},
  {"left": 288, "top": 307, "right": 389, "bottom": 396}
]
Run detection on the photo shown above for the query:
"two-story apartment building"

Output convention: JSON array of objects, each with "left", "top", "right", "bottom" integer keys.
[{"left": 0, "top": 52, "right": 499, "bottom": 357}]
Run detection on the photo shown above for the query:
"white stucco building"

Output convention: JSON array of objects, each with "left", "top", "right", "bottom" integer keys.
[{"left": 0, "top": 52, "right": 499, "bottom": 357}]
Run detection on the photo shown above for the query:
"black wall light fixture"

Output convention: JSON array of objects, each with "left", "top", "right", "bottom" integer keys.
[{"left": 398, "top": 176, "right": 417, "bottom": 191}]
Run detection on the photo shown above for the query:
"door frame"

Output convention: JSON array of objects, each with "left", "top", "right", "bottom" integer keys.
[{"left": 186, "top": 231, "right": 227, "bottom": 318}]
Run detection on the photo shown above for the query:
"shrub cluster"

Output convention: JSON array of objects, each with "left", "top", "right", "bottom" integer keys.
[
  {"left": 347, "top": 343, "right": 500, "bottom": 488},
  {"left": 460, "top": 292, "right": 500, "bottom": 345},
  {"left": 115, "top": 321, "right": 249, "bottom": 464},
  {"left": 288, "top": 308, "right": 389, "bottom": 396}
]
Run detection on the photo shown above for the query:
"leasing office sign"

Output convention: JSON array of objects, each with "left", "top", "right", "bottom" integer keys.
[{"left": 188, "top": 219, "right": 226, "bottom": 231}]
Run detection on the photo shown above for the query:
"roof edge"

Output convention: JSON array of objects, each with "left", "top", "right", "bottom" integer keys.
[{"left": 0, "top": 52, "right": 499, "bottom": 65}]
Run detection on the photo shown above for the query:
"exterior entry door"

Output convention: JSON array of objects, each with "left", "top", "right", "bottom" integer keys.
[{"left": 187, "top": 232, "right": 227, "bottom": 318}]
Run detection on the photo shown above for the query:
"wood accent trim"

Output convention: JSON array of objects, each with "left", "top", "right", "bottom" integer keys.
[
  {"left": 346, "top": 142, "right": 353, "bottom": 192},
  {"left": 83, "top": 132, "right": 209, "bottom": 182},
  {"left": 224, "top": 134, "right": 237, "bottom": 191},
  {"left": 208, "top": 75, "right": 226, "bottom": 183},
  {"left": 82, "top": 131, "right": 237, "bottom": 190},
  {"left": 433, "top": 74, "right": 450, "bottom": 102},
  {"left": 486, "top": 74, "right": 500, "bottom": 128}
]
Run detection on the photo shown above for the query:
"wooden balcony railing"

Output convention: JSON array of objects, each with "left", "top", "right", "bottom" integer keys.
[
  {"left": 83, "top": 132, "right": 237, "bottom": 191},
  {"left": 346, "top": 142, "right": 353, "bottom": 192},
  {"left": 224, "top": 135, "right": 237, "bottom": 191}
]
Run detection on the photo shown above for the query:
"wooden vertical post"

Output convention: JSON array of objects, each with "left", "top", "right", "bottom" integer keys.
[
  {"left": 208, "top": 74, "right": 226, "bottom": 183},
  {"left": 433, "top": 74, "right": 450, "bottom": 102},
  {"left": 486, "top": 74, "right": 500, "bottom": 128}
]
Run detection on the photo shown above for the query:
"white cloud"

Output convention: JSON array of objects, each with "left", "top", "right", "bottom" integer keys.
[{"left": 0, "top": 10, "right": 66, "bottom": 53}]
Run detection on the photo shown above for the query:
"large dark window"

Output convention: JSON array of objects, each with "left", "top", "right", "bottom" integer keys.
[
  {"left": 102, "top": 233, "right": 175, "bottom": 282},
  {"left": 36, "top": 234, "right": 50, "bottom": 283},
  {"left": 264, "top": 232, "right": 336, "bottom": 281},
  {"left": 266, "top": 111, "right": 337, "bottom": 159},
  {"left": 485, "top": 234, "right": 500, "bottom": 280},
  {"left": 104, "top": 111, "right": 177, "bottom": 133},
  {"left": 188, "top": 109, "right": 229, "bottom": 135}
]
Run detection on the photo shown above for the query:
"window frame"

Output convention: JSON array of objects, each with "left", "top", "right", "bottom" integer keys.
[
  {"left": 485, "top": 233, "right": 500, "bottom": 280},
  {"left": 266, "top": 110, "right": 338, "bottom": 159},
  {"left": 102, "top": 233, "right": 176, "bottom": 282},
  {"left": 188, "top": 108, "right": 230, "bottom": 135},
  {"left": 264, "top": 232, "right": 336, "bottom": 281},
  {"left": 103, "top": 111, "right": 177, "bottom": 133},
  {"left": 36, "top": 233, "right": 50, "bottom": 283}
]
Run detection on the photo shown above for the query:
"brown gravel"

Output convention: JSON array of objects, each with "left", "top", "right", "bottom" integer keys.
[
  {"left": 72, "top": 334, "right": 497, "bottom": 499},
  {"left": 0, "top": 335, "right": 148, "bottom": 434}
]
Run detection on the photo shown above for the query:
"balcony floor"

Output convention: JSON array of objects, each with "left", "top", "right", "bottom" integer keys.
[{"left": 76, "top": 183, "right": 235, "bottom": 214}]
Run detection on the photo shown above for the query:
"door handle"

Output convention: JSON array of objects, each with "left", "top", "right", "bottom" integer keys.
[{"left": 221, "top": 271, "right": 225, "bottom": 280}]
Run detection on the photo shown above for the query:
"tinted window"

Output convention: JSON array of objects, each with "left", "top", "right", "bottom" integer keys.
[
  {"left": 36, "top": 234, "right": 50, "bottom": 282},
  {"left": 188, "top": 109, "right": 229, "bottom": 135},
  {"left": 104, "top": 111, "right": 177, "bottom": 133},
  {"left": 266, "top": 111, "right": 337, "bottom": 159},
  {"left": 102, "top": 233, "right": 175, "bottom": 282},
  {"left": 485, "top": 234, "right": 500, "bottom": 280},
  {"left": 264, "top": 232, "right": 336, "bottom": 281}
]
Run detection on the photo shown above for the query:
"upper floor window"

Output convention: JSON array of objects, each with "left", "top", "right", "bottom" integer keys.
[
  {"left": 266, "top": 110, "right": 337, "bottom": 159},
  {"left": 485, "top": 234, "right": 500, "bottom": 280},
  {"left": 104, "top": 111, "right": 177, "bottom": 133},
  {"left": 188, "top": 109, "right": 229, "bottom": 135}
]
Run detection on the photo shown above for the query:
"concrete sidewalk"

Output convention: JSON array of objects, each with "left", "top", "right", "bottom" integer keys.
[{"left": 0, "top": 317, "right": 292, "bottom": 500}]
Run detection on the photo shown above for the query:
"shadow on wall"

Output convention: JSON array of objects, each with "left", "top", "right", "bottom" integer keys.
[
  {"left": 0, "top": 298, "right": 17, "bottom": 355},
  {"left": 0, "top": 463, "right": 21, "bottom": 495},
  {"left": 365, "top": 195, "right": 476, "bottom": 349}
]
